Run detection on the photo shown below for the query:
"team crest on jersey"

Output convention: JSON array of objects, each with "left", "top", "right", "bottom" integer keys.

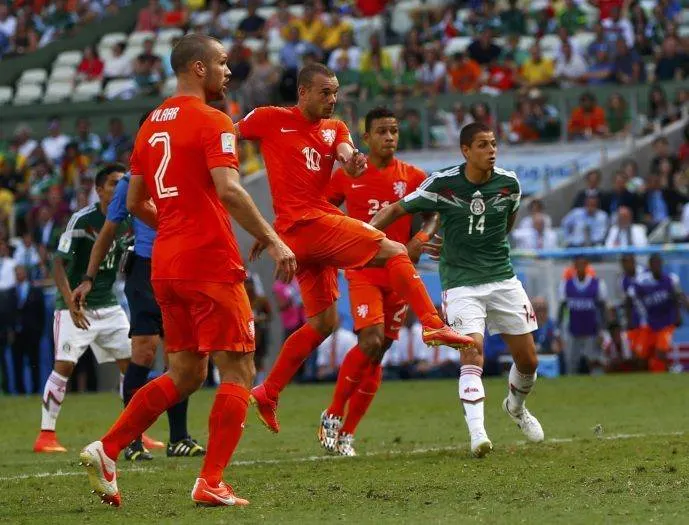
[
  {"left": 62, "top": 343, "right": 71, "bottom": 353},
  {"left": 356, "top": 304, "right": 369, "bottom": 318},
  {"left": 321, "top": 129, "right": 336, "bottom": 146},
  {"left": 470, "top": 191, "right": 485, "bottom": 215},
  {"left": 393, "top": 181, "right": 407, "bottom": 198}
]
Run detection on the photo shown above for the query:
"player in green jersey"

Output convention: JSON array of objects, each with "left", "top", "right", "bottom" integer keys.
[
  {"left": 370, "top": 122, "right": 544, "bottom": 457},
  {"left": 34, "top": 164, "right": 132, "bottom": 454}
]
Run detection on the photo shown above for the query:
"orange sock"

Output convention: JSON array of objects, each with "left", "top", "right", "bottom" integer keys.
[
  {"left": 101, "top": 374, "right": 180, "bottom": 460},
  {"left": 385, "top": 253, "right": 443, "bottom": 328},
  {"left": 327, "top": 345, "right": 374, "bottom": 417},
  {"left": 264, "top": 323, "right": 325, "bottom": 399},
  {"left": 341, "top": 365, "right": 382, "bottom": 435},
  {"left": 199, "top": 383, "right": 249, "bottom": 487}
]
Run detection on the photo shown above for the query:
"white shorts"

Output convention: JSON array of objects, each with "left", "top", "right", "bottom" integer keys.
[
  {"left": 442, "top": 276, "right": 538, "bottom": 336},
  {"left": 53, "top": 306, "right": 132, "bottom": 364}
]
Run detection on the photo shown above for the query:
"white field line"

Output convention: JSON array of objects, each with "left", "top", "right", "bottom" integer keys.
[{"left": 1, "top": 430, "right": 685, "bottom": 483}]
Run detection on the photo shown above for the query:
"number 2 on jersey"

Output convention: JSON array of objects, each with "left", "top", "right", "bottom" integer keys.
[
  {"left": 468, "top": 215, "right": 485, "bottom": 235},
  {"left": 149, "top": 132, "right": 178, "bottom": 198}
]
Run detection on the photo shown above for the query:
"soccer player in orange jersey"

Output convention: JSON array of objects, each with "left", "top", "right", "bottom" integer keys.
[
  {"left": 237, "top": 63, "right": 473, "bottom": 434},
  {"left": 78, "top": 34, "right": 296, "bottom": 508},
  {"left": 317, "top": 107, "right": 440, "bottom": 456}
]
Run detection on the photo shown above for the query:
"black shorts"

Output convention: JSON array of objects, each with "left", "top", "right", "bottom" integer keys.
[{"left": 124, "top": 254, "right": 163, "bottom": 337}]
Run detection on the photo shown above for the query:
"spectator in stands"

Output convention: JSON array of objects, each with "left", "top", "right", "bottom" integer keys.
[
  {"left": 467, "top": 29, "right": 502, "bottom": 66},
  {"left": 507, "top": 99, "right": 539, "bottom": 143},
  {"left": 0, "top": 3, "right": 16, "bottom": 41},
  {"left": 60, "top": 142, "right": 89, "bottom": 187},
  {"left": 584, "top": 47, "right": 613, "bottom": 85},
  {"left": 531, "top": 296, "right": 561, "bottom": 355},
  {"left": 40, "top": 118, "right": 70, "bottom": 165},
  {"left": 333, "top": 54, "right": 359, "bottom": 100},
  {"left": 555, "top": 41, "right": 588, "bottom": 87},
  {"left": 12, "top": 231, "right": 39, "bottom": 269},
  {"left": 442, "top": 102, "right": 473, "bottom": 146},
  {"left": 360, "top": 52, "right": 394, "bottom": 99},
  {"left": 76, "top": 46, "right": 104, "bottom": 82},
  {"left": 520, "top": 44, "right": 555, "bottom": 88},
  {"left": 328, "top": 31, "right": 361, "bottom": 72},
  {"left": 679, "top": 124, "right": 689, "bottom": 166},
  {"left": 501, "top": 33, "right": 528, "bottom": 67},
  {"left": 591, "top": 0, "right": 625, "bottom": 21},
  {"left": 321, "top": 9, "right": 352, "bottom": 56},
  {"left": 316, "top": 323, "right": 357, "bottom": 381},
  {"left": 227, "top": 40, "right": 252, "bottom": 91},
  {"left": 136, "top": 0, "right": 162, "bottom": 32},
  {"left": 237, "top": 1, "right": 266, "bottom": 38},
  {"left": 42, "top": 0, "right": 77, "bottom": 44},
  {"left": 608, "top": 170, "right": 639, "bottom": 217},
  {"left": 446, "top": 52, "right": 482, "bottom": 94},
  {"left": 645, "top": 85, "right": 681, "bottom": 133},
  {"left": 399, "top": 109, "right": 423, "bottom": 151},
  {"left": 484, "top": 54, "right": 517, "bottom": 93},
  {"left": 612, "top": 39, "right": 644, "bottom": 84},
  {"left": 241, "top": 47, "right": 281, "bottom": 111},
  {"left": 650, "top": 136, "right": 681, "bottom": 185},
  {"left": 500, "top": 0, "right": 527, "bottom": 35},
  {"left": 512, "top": 212, "right": 559, "bottom": 250},
  {"left": 161, "top": 0, "right": 188, "bottom": 30},
  {"left": 416, "top": 46, "right": 446, "bottom": 95},
  {"left": 605, "top": 205, "right": 648, "bottom": 248},
  {"left": 137, "top": 38, "right": 160, "bottom": 66},
  {"left": 101, "top": 117, "right": 131, "bottom": 164},
  {"left": 562, "top": 195, "right": 609, "bottom": 247},
  {"left": 244, "top": 273, "right": 271, "bottom": 384},
  {"left": 572, "top": 169, "right": 608, "bottom": 209},
  {"left": 14, "top": 124, "right": 37, "bottom": 161},
  {"left": 0, "top": 239, "right": 14, "bottom": 393},
  {"left": 642, "top": 172, "right": 687, "bottom": 230},
  {"left": 292, "top": 2, "right": 325, "bottom": 47},
  {"left": 268, "top": 0, "right": 294, "bottom": 37},
  {"left": 558, "top": 0, "right": 588, "bottom": 35},
  {"left": 655, "top": 38, "right": 687, "bottom": 81},
  {"left": 606, "top": 93, "right": 631, "bottom": 137},
  {"left": 7, "top": 17, "right": 38, "bottom": 57},
  {"left": 103, "top": 41, "right": 132, "bottom": 81},
  {"left": 524, "top": 89, "right": 561, "bottom": 142},
  {"left": 74, "top": 117, "right": 102, "bottom": 160},
  {"left": 602, "top": 6, "right": 634, "bottom": 48},
  {"left": 359, "top": 33, "right": 392, "bottom": 72},
  {"left": 568, "top": 92, "right": 609, "bottom": 139},
  {"left": 586, "top": 22, "right": 610, "bottom": 61},
  {"left": 33, "top": 204, "right": 59, "bottom": 250},
  {"left": 280, "top": 25, "right": 318, "bottom": 71}
]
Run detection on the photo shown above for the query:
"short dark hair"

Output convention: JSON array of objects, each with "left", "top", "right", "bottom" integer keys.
[
  {"left": 460, "top": 122, "right": 493, "bottom": 148},
  {"left": 297, "top": 63, "right": 335, "bottom": 88},
  {"left": 365, "top": 107, "right": 396, "bottom": 132},
  {"left": 95, "top": 163, "right": 126, "bottom": 188},
  {"left": 171, "top": 34, "right": 220, "bottom": 74}
]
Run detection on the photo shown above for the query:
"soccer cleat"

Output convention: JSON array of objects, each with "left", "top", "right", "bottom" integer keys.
[
  {"left": 33, "top": 430, "right": 67, "bottom": 453},
  {"left": 142, "top": 433, "right": 165, "bottom": 450},
  {"left": 191, "top": 478, "right": 249, "bottom": 507},
  {"left": 317, "top": 410, "right": 342, "bottom": 453},
  {"left": 470, "top": 431, "right": 494, "bottom": 458},
  {"left": 167, "top": 437, "right": 206, "bottom": 457},
  {"left": 502, "top": 398, "right": 545, "bottom": 443},
  {"left": 79, "top": 440, "right": 121, "bottom": 507},
  {"left": 336, "top": 432, "right": 357, "bottom": 457},
  {"left": 422, "top": 325, "right": 475, "bottom": 350},
  {"left": 250, "top": 384, "right": 280, "bottom": 433},
  {"left": 124, "top": 440, "right": 153, "bottom": 461}
]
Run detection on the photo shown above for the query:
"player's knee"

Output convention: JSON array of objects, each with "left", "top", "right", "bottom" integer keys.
[
  {"left": 359, "top": 331, "right": 385, "bottom": 360},
  {"left": 461, "top": 338, "right": 484, "bottom": 366},
  {"left": 309, "top": 309, "right": 338, "bottom": 337},
  {"left": 515, "top": 345, "right": 539, "bottom": 374},
  {"left": 131, "top": 336, "right": 158, "bottom": 367}
]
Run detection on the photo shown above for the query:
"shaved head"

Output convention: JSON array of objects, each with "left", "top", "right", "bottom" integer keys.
[{"left": 171, "top": 34, "right": 221, "bottom": 74}]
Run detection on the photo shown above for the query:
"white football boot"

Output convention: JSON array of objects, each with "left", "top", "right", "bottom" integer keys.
[
  {"left": 79, "top": 440, "right": 121, "bottom": 507},
  {"left": 336, "top": 433, "right": 357, "bottom": 457},
  {"left": 502, "top": 397, "right": 545, "bottom": 442},
  {"left": 470, "top": 430, "right": 494, "bottom": 458}
]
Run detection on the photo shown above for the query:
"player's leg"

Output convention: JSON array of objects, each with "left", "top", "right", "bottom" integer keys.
[
  {"left": 252, "top": 265, "right": 337, "bottom": 433},
  {"left": 444, "top": 286, "right": 492, "bottom": 457},
  {"left": 488, "top": 278, "right": 543, "bottom": 443},
  {"left": 649, "top": 327, "right": 674, "bottom": 372}
]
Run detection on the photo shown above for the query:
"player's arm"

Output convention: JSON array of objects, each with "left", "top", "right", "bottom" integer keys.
[
  {"left": 53, "top": 255, "right": 90, "bottom": 330},
  {"left": 126, "top": 175, "right": 158, "bottom": 229},
  {"left": 333, "top": 121, "right": 367, "bottom": 177},
  {"left": 507, "top": 212, "right": 518, "bottom": 234},
  {"left": 372, "top": 175, "right": 443, "bottom": 231},
  {"left": 406, "top": 212, "right": 441, "bottom": 263},
  {"left": 211, "top": 167, "right": 297, "bottom": 282},
  {"left": 507, "top": 177, "right": 522, "bottom": 234},
  {"left": 326, "top": 169, "right": 346, "bottom": 207},
  {"left": 370, "top": 201, "right": 409, "bottom": 231}
]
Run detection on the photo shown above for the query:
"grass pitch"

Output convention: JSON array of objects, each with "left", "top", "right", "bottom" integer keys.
[{"left": 1, "top": 374, "right": 688, "bottom": 524}]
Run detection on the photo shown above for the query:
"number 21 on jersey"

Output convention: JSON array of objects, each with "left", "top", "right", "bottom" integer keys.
[
  {"left": 468, "top": 214, "right": 485, "bottom": 235},
  {"left": 149, "top": 132, "right": 178, "bottom": 198}
]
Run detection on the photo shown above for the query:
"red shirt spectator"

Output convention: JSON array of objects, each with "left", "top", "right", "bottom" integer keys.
[
  {"left": 76, "top": 47, "right": 104, "bottom": 80},
  {"left": 486, "top": 62, "right": 515, "bottom": 91},
  {"left": 568, "top": 93, "right": 609, "bottom": 138},
  {"left": 161, "top": 0, "right": 188, "bottom": 28},
  {"left": 356, "top": 0, "right": 388, "bottom": 17},
  {"left": 591, "top": 0, "right": 624, "bottom": 20},
  {"left": 136, "top": 0, "right": 163, "bottom": 31}
]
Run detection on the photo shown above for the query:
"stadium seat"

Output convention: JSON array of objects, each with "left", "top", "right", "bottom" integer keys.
[
  {"left": 54, "top": 50, "right": 83, "bottom": 67},
  {"left": 162, "top": 76, "right": 177, "bottom": 96},
  {"left": 124, "top": 44, "right": 144, "bottom": 62},
  {"left": 190, "top": 10, "right": 213, "bottom": 27},
  {"left": 0, "top": 86, "right": 12, "bottom": 105},
  {"left": 17, "top": 68, "right": 48, "bottom": 85},
  {"left": 573, "top": 32, "right": 595, "bottom": 52},
  {"left": 680, "top": 9, "right": 689, "bottom": 25},
  {"left": 444, "top": 37, "right": 472, "bottom": 56},
  {"left": 391, "top": 1, "right": 418, "bottom": 36},
  {"left": 43, "top": 82, "right": 74, "bottom": 104},
  {"left": 225, "top": 8, "right": 247, "bottom": 31},
  {"left": 679, "top": 25, "right": 689, "bottom": 38},
  {"left": 383, "top": 44, "right": 402, "bottom": 69},
  {"left": 157, "top": 27, "right": 184, "bottom": 45},
  {"left": 71, "top": 80, "right": 103, "bottom": 102},
  {"left": 268, "top": 50, "right": 279, "bottom": 64},
  {"left": 267, "top": 29, "right": 284, "bottom": 52},
  {"left": 50, "top": 66, "right": 77, "bottom": 83},
  {"left": 244, "top": 37, "right": 264, "bottom": 53},
  {"left": 257, "top": 6, "right": 277, "bottom": 19},
  {"left": 287, "top": 4, "right": 304, "bottom": 18},
  {"left": 539, "top": 35, "right": 560, "bottom": 58},
  {"left": 13, "top": 84, "right": 43, "bottom": 105},
  {"left": 104, "top": 78, "right": 137, "bottom": 100},
  {"left": 100, "top": 32, "right": 128, "bottom": 48},
  {"left": 128, "top": 30, "right": 156, "bottom": 47},
  {"left": 153, "top": 43, "right": 172, "bottom": 59}
]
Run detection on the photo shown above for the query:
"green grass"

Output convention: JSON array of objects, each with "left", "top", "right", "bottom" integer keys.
[{"left": 1, "top": 374, "right": 688, "bottom": 524}]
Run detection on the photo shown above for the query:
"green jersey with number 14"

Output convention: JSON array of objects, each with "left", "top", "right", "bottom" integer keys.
[
  {"left": 400, "top": 163, "right": 520, "bottom": 289},
  {"left": 55, "top": 203, "right": 130, "bottom": 310}
]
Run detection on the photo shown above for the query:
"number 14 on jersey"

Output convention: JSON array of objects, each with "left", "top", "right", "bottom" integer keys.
[{"left": 468, "top": 215, "right": 485, "bottom": 235}]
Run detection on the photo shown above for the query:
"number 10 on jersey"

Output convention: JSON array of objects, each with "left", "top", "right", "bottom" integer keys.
[{"left": 468, "top": 215, "right": 485, "bottom": 235}]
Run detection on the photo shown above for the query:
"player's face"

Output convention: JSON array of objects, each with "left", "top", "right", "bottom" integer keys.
[
  {"left": 97, "top": 171, "right": 124, "bottom": 206},
  {"left": 204, "top": 42, "right": 231, "bottom": 102},
  {"left": 463, "top": 131, "right": 497, "bottom": 171},
  {"left": 574, "top": 258, "right": 588, "bottom": 278},
  {"left": 301, "top": 74, "right": 339, "bottom": 119},
  {"left": 650, "top": 257, "right": 663, "bottom": 275},
  {"left": 365, "top": 117, "right": 398, "bottom": 159}
]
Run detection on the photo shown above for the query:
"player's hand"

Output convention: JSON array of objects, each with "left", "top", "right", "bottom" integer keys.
[
  {"left": 341, "top": 150, "right": 367, "bottom": 178},
  {"left": 406, "top": 238, "right": 424, "bottom": 264},
  {"left": 69, "top": 304, "right": 90, "bottom": 330},
  {"left": 265, "top": 238, "right": 297, "bottom": 283},
  {"left": 72, "top": 281, "right": 93, "bottom": 309},
  {"left": 248, "top": 240, "right": 266, "bottom": 262},
  {"left": 424, "top": 234, "right": 443, "bottom": 261}
]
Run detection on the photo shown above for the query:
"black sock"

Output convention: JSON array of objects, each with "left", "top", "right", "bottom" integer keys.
[
  {"left": 166, "top": 396, "right": 189, "bottom": 443},
  {"left": 122, "top": 362, "right": 151, "bottom": 406}
]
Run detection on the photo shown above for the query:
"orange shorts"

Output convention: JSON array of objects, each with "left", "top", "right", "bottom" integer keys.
[
  {"left": 348, "top": 271, "right": 408, "bottom": 340},
  {"left": 281, "top": 214, "right": 385, "bottom": 318},
  {"left": 152, "top": 279, "right": 255, "bottom": 354},
  {"left": 628, "top": 326, "right": 674, "bottom": 359}
]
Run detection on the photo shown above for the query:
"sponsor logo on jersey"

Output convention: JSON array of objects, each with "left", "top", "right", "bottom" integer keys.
[
  {"left": 321, "top": 129, "right": 336, "bottom": 146},
  {"left": 356, "top": 304, "right": 369, "bottom": 318},
  {"left": 393, "top": 181, "right": 407, "bottom": 198}
]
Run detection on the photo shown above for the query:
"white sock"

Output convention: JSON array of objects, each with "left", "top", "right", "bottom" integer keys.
[
  {"left": 119, "top": 373, "right": 125, "bottom": 401},
  {"left": 458, "top": 365, "right": 486, "bottom": 436},
  {"left": 41, "top": 371, "right": 68, "bottom": 431},
  {"left": 508, "top": 363, "right": 536, "bottom": 412}
]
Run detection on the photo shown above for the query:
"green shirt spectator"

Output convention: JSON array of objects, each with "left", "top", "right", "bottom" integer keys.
[
  {"left": 558, "top": 1, "right": 588, "bottom": 34},
  {"left": 399, "top": 110, "right": 424, "bottom": 151},
  {"left": 361, "top": 69, "right": 394, "bottom": 99},
  {"left": 500, "top": 0, "right": 527, "bottom": 35}
]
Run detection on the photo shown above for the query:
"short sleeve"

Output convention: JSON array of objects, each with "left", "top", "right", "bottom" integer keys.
[
  {"left": 57, "top": 215, "right": 86, "bottom": 261},
  {"left": 237, "top": 107, "right": 271, "bottom": 141},
  {"left": 203, "top": 111, "right": 239, "bottom": 171},
  {"left": 334, "top": 120, "right": 353, "bottom": 149},
  {"left": 106, "top": 176, "right": 130, "bottom": 224},
  {"left": 326, "top": 169, "right": 347, "bottom": 205},
  {"left": 399, "top": 172, "right": 446, "bottom": 213},
  {"left": 129, "top": 145, "right": 143, "bottom": 177},
  {"left": 511, "top": 177, "right": 522, "bottom": 213}
]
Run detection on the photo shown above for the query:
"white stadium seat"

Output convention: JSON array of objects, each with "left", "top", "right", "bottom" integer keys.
[
  {"left": 124, "top": 44, "right": 144, "bottom": 61},
  {"left": 257, "top": 6, "right": 277, "bottom": 19},
  {"left": 444, "top": 37, "right": 472, "bottom": 56},
  {"left": 43, "top": 82, "right": 74, "bottom": 104},
  {"left": 54, "top": 50, "right": 83, "bottom": 67},
  {"left": 128, "top": 30, "right": 156, "bottom": 47},
  {"left": 158, "top": 27, "right": 184, "bottom": 44},
  {"left": 518, "top": 36, "right": 536, "bottom": 51},
  {"left": 162, "top": 76, "right": 177, "bottom": 96},
  {"left": 100, "top": 32, "right": 128, "bottom": 48},
  {"left": 539, "top": 34, "right": 560, "bottom": 58},
  {"left": 243, "top": 37, "right": 264, "bottom": 53},
  {"left": 13, "top": 84, "right": 43, "bottom": 105},
  {"left": 104, "top": 78, "right": 137, "bottom": 100},
  {"left": 287, "top": 5, "right": 304, "bottom": 17},
  {"left": 50, "top": 66, "right": 76, "bottom": 82},
  {"left": 573, "top": 32, "right": 595, "bottom": 52},
  {"left": 153, "top": 43, "right": 172, "bottom": 59},
  {"left": 71, "top": 80, "right": 103, "bottom": 102},
  {"left": 225, "top": 9, "right": 247, "bottom": 31},
  {"left": 0, "top": 86, "right": 13, "bottom": 105},
  {"left": 18, "top": 68, "right": 48, "bottom": 85}
]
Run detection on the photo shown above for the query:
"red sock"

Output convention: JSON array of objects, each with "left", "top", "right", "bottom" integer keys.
[
  {"left": 385, "top": 253, "right": 443, "bottom": 328},
  {"left": 199, "top": 382, "right": 249, "bottom": 487},
  {"left": 264, "top": 323, "right": 325, "bottom": 398},
  {"left": 101, "top": 374, "right": 180, "bottom": 460},
  {"left": 327, "top": 345, "right": 374, "bottom": 417},
  {"left": 341, "top": 365, "right": 383, "bottom": 435}
]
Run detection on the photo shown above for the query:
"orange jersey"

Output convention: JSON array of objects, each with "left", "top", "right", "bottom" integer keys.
[
  {"left": 130, "top": 95, "right": 245, "bottom": 283},
  {"left": 237, "top": 106, "right": 353, "bottom": 232},
  {"left": 327, "top": 159, "right": 426, "bottom": 245}
]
